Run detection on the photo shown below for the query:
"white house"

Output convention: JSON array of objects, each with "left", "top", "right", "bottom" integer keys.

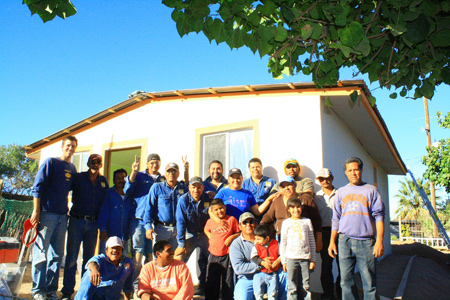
[{"left": 26, "top": 80, "right": 406, "bottom": 291}]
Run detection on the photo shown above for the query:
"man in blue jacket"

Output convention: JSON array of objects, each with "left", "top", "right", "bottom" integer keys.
[
  {"left": 30, "top": 136, "right": 78, "bottom": 300},
  {"left": 144, "top": 163, "right": 188, "bottom": 249},
  {"left": 62, "top": 154, "right": 109, "bottom": 300},
  {"left": 75, "top": 236, "right": 134, "bottom": 300},
  {"left": 203, "top": 160, "right": 228, "bottom": 198},
  {"left": 174, "top": 176, "right": 211, "bottom": 296},
  {"left": 125, "top": 153, "right": 164, "bottom": 267},
  {"left": 242, "top": 157, "right": 276, "bottom": 206},
  {"left": 97, "top": 168, "right": 133, "bottom": 253}
]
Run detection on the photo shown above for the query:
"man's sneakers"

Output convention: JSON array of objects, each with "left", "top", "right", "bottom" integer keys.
[
  {"left": 32, "top": 292, "right": 46, "bottom": 300},
  {"left": 61, "top": 293, "right": 72, "bottom": 300}
]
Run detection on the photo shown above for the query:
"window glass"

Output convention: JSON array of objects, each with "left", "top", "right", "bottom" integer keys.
[
  {"left": 106, "top": 147, "right": 141, "bottom": 185},
  {"left": 202, "top": 129, "right": 253, "bottom": 179},
  {"left": 71, "top": 151, "right": 90, "bottom": 172}
]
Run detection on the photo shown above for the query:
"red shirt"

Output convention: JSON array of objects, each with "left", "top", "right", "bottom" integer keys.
[{"left": 204, "top": 215, "right": 240, "bottom": 256}]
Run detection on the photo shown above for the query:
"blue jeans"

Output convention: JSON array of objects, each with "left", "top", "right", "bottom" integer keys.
[
  {"left": 154, "top": 223, "right": 177, "bottom": 249},
  {"left": 61, "top": 216, "right": 98, "bottom": 295},
  {"left": 234, "top": 275, "right": 254, "bottom": 300},
  {"left": 183, "top": 234, "right": 209, "bottom": 288},
  {"left": 31, "top": 211, "right": 68, "bottom": 295},
  {"left": 278, "top": 271, "right": 288, "bottom": 300},
  {"left": 130, "top": 219, "right": 152, "bottom": 255},
  {"left": 253, "top": 271, "right": 278, "bottom": 300},
  {"left": 338, "top": 234, "right": 376, "bottom": 300},
  {"left": 286, "top": 259, "right": 311, "bottom": 300}
]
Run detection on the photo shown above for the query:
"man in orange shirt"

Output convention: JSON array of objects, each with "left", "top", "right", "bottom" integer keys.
[{"left": 138, "top": 240, "right": 194, "bottom": 300}]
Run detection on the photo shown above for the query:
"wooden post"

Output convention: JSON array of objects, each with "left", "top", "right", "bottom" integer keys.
[
  {"left": 0, "top": 179, "right": 3, "bottom": 198},
  {"left": 423, "top": 97, "right": 439, "bottom": 238},
  {"left": 399, "top": 216, "right": 403, "bottom": 241}
]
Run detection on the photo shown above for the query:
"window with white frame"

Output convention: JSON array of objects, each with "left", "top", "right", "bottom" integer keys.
[
  {"left": 72, "top": 151, "right": 90, "bottom": 172},
  {"left": 201, "top": 129, "right": 254, "bottom": 179}
]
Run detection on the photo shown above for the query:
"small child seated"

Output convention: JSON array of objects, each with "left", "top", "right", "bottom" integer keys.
[
  {"left": 204, "top": 198, "right": 241, "bottom": 300},
  {"left": 250, "top": 224, "right": 281, "bottom": 300}
]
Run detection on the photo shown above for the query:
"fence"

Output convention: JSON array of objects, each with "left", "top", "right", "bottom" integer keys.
[{"left": 397, "top": 216, "right": 448, "bottom": 248}]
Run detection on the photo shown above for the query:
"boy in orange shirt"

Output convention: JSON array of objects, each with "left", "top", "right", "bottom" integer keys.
[
  {"left": 137, "top": 240, "right": 194, "bottom": 300},
  {"left": 204, "top": 198, "right": 241, "bottom": 300}
]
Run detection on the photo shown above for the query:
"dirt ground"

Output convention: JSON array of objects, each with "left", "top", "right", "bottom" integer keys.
[{"left": 13, "top": 240, "right": 450, "bottom": 300}]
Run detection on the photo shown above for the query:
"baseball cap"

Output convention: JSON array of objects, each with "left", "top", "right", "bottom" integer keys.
[
  {"left": 284, "top": 158, "right": 299, "bottom": 169},
  {"left": 239, "top": 212, "right": 256, "bottom": 224},
  {"left": 88, "top": 154, "right": 102, "bottom": 163},
  {"left": 147, "top": 153, "right": 161, "bottom": 162},
  {"left": 190, "top": 176, "right": 203, "bottom": 185},
  {"left": 165, "top": 163, "right": 179, "bottom": 171},
  {"left": 316, "top": 168, "right": 333, "bottom": 179},
  {"left": 279, "top": 176, "right": 295, "bottom": 185},
  {"left": 106, "top": 236, "right": 124, "bottom": 249},
  {"left": 228, "top": 168, "right": 242, "bottom": 176}
]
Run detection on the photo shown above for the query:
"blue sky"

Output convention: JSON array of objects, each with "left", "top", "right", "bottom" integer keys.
[{"left": 1, "top": 1, "right": 449, "bottom": 217}]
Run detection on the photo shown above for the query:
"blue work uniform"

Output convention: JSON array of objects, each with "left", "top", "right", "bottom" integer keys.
[
  {"left": 203, "top": 176, "right": 228, "bottom": 194},
  {"left": 242, "top": 176, "right": 276, "bottom": 205},
  {"left": 97, "top": 186, "right": 133, "bottom": 242},
  {"left": 75, "top": 254, "right": 134, "bottom": 300},
  {"left": 125, "top": 170, "right": 164, "bottom": 255},
  {"left": 62, "top": 172, "right": 109, "bottom": 295},
  {"left": 144, "top": 181, "right": 188, "bottom": 249},
  {"left": 176, "top": 192, "right": 211, "bottom": 288}
]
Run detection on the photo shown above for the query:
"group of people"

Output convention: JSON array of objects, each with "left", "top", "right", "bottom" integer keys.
[{"left": 29, "top": 135, "right": 385, "bottom": 300}]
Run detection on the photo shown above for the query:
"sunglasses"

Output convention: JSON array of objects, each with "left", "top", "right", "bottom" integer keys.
[
  {"left": 242, "top": 220, "right": 256, "bottom": 225},
  {"left": 90, "top": 160, "right": 101, "bottom": 165}
]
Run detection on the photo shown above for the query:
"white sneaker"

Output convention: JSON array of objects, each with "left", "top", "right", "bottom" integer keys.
[{"left": 32, "top": 292, "right": 46, "bottom": 300}]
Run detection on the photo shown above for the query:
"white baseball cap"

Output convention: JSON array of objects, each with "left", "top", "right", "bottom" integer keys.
[{"left": 105, "top": 236, "right": 123, "bottom": 249}]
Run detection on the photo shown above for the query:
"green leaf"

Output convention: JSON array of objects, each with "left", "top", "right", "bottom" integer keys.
[
  {"left": 339, "top": 43, "right": 352, "bottom": 58},
  {"left": 368, "top": 95, "right": 376, "bottom": 106},
  {"left": 339, "top": 22, "right": 365, "bottom": 48},
  {"left": 301, "top": 24, "right": 313, "bottom": 40},
  {"left": 275, "top": 26, "right": 288, "bottom": 42},
  {"left": 354, "top": 38, "right": 371, "bottom": 56},
  {"left": 386, "top": 24, "right": 408, "bottom": 36},
  {"left": 389, "top": 92, "right": 398, "bottom": 99},
  {"left": 320, "top": 60, "right": 334, "bottom": 73},
  {"left": 311, "top": 23, "right": 323, "bottom": 40},
  {"left": 430, "top": 30, "right": 450, "bottom": 47},
  {"left": 403, "top": 14, "right": 430, "bottom": 44},
  {"left": 350, "top": 90, "right": 358, "bottom": 103}
]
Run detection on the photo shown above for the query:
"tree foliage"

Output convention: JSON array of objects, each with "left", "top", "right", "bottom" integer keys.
[
  {"left": 161, "top": 0, "right": 450, "bottom": 101},
  {"left": 394, "top": 177, "right": 436, "bottom": 220},
  {"left": 0, "top": 144, "right": 38, "bottom": 195},
  {"left": 22, "top": 0, "right": 76, "bottom": 23},
  {"left": 422, "top": 111, "right": 450, "bottom": 193}
]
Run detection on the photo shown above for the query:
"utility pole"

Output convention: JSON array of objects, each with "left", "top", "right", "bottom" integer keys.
[{"left": 424, "top": 97, "right": 438, "bottom": 238}]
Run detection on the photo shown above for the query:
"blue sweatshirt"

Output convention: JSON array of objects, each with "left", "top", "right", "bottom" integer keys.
[
  {"left": 176, "top": 192, "right": 211, "bottom": 248},
  {"left": 144, "top": 181, "right": 188, "bottom": 230},
  {"left": 70, "top": 171, "right": 109, "bottom": 217},
  {"left": 332, "top": 183, "right": 385, "bottom": 240},
  {"left": 215, "top": 188, "right": 257, "bottom": 221},
  {"left": 124, "top": 170, "right": 165, "bottom": 221},
  {"left": 229, "top": 235, "right": 260, "bottom": 280},
  {"left": 97, "top": 186, "right": 133, "bottom": 241},
  {"left": 32, "top": 157, "right": 77, "bottom": 214},
  {"left": 75, "top": 253, "right": 134, "bottom": 300},
  {"left": 242, "top": 176, "right": 276, "bottom": 205}
]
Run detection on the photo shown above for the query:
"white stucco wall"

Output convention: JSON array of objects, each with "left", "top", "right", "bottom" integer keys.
[{"left": 37, "top": 93, "right": 325, "bottom": 182}]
